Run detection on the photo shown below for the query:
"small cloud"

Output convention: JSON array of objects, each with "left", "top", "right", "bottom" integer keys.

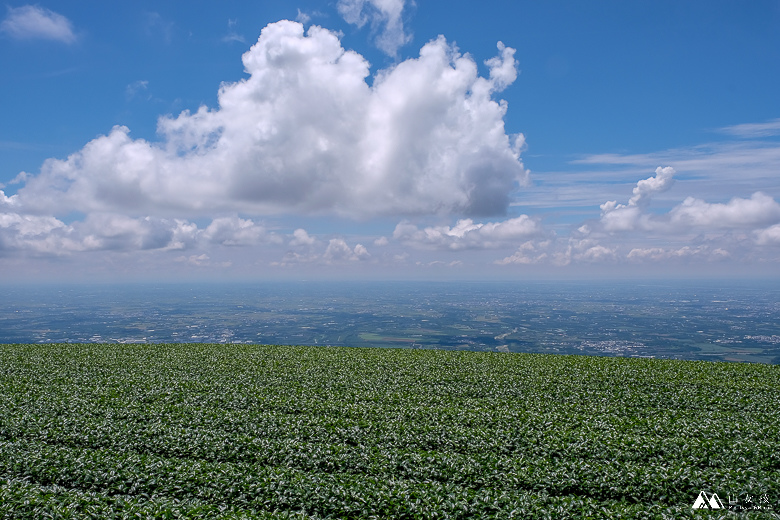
[
  {"left": 125, "top": 80, "right": 149, "bottom": 101},
  {"left": 323, "top": 238, "right": 370, "bottom": 262},
  {"left": 337, "top": 0, "right": 411, "bottom": 57},
  {"left": 495, "top": 240, "right": 549, "bottom": 265},
  {"left": 144, "top": 12, "right": 175, "bottom": 44},
  {"left": 9, "top": 171, "right": 31, "bottom": 185},
  {"left": 669, "top": 192, "right": 780, "bottom": 229},
  {"left": 222, "top": 18, "right": 245, "bottom": 44},
  {"left": 394, "top": 215, "right": 541, "bottom": 251},
  {"left": 175, "top": 253, "right": 210, "bottom": 266},
  {"left": 600, "top": 167, "right": 675, "bottom": 232},
  {"left": 718, "top": 118, "right": 780, "bottom": 139},
  {"left": 627, "top": 246, "right": 730, "bottom": 262},
  {"left": 1, "top": 5, "right": 76, "bottom": 43},
  {"left": 486, "top": 42, "right": 517, "bottom": 92},
  {"left": 295, "top": 9, "right": 311, "bottom": 24},
  {"left": 577, "top": 244, "right": 616, "bottom": 263},
  {"left": 755, "top": 224, "right": 780, "bottom": 246},
  {"left": 628, "top": 166, "right": 675, "bottom": 207},
  {"left": 289, "top": 228, "right": 316, "bottom": 247},
  {"left": 222, "top": 33, "right": 246, "bottom": 44},
  {"left": 273, "top": 236, "right": 369, "bottom": 266},
  {"left": 415, "top": 260, "right": 461, "bottom": 268},
  {"left": 201, "top": 216, "right": 276, "bottom": 246}
]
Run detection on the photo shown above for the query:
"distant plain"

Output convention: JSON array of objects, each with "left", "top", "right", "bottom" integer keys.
[{"left": 2, "top": 280, "right": 778, "bottom": 364}]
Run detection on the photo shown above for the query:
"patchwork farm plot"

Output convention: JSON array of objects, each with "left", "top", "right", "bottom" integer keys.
[{"left": 1, "top": 343, "right": 778, "bottom": 518}]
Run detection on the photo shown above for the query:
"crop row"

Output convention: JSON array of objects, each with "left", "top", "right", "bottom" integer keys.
[{"left": 1, "top": 343, "right": 779, "bottom": 518}]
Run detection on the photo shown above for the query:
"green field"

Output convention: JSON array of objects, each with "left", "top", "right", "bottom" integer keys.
[{"left": 1, "top": 344, "right": 779, "bottom": 519}]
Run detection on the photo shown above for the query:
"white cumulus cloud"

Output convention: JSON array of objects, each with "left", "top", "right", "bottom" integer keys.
[
  {"left": 669, "top": 192, "right": 780, "bottom": 229},
  {"left": 0, "top": 212, "right": 198, "bottom": 254},
  {"left": 627, "top": 166, "right": 675, "bottom": 207},
  {"left": 393, "top": 215, "right": 540, "bottom": 250},
  {"left": 600, "top": 167, "right": 675, "bottom": 232},
  {"left": 289, "top": 228, "right": 316, "bottom": 247},
  {"left": 495, "top": 240, "right": 550, "bottom": 265},
  {"left": 324, "top": 238, "right": 370, "bottom": 262},
  {"left": 274, "top": 235, "right": 370, "bottom": 266},
  {"left": 755, "top": 224, "right": 780, "bottom": 246},
  {"left": 201, "top": 216, "right": 278, "bottom": 246},
  {"left": 0, "top": 212, "right": 282, "bottom": 256},
  {"left": 0, "top": 212, "right": 73, "bottom": 255},
  {"left": 598, "top": 167, "right": 780, "bottom": 239},
  {"left": 13, "top": 21, "right": 526, "bottom": 221}
]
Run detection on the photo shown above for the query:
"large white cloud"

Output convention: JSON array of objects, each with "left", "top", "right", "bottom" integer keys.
[{"left": 13, "top": 20, "right": 527, "bottom": 220}]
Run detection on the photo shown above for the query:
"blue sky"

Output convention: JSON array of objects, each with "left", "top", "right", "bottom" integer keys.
[{"left": 1, "top": 0, "right": 779, "bottom": 281}]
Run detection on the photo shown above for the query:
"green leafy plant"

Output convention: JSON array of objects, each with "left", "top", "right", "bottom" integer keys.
[{"left": 0, "top": 344, "right": 778, "bottom": 518}]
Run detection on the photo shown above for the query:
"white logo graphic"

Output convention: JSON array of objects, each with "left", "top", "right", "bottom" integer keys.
[{"left": 693, "top": 491, "right": 724, "bottom": 509}]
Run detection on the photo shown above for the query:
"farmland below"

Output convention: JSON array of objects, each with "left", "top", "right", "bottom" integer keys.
[
  {"left": 2, "top": 280, "right": 780, "bottom": 364},
  {"left": 1, "top": 343, "right": 778, "bottom": 518}
]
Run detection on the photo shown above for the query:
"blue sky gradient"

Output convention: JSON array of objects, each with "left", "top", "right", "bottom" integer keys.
[{"left": 1, "top": 1, "right": 779, "bottom": 280}]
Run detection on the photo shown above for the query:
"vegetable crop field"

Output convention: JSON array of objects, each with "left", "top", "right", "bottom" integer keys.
[{"left": 1, "top": 343, "right": 778, "bottom": 519}]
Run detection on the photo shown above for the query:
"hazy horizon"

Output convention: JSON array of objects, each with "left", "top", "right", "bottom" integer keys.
[{"left": 2, "top": 279, "right": 778, "bottom": 364}]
